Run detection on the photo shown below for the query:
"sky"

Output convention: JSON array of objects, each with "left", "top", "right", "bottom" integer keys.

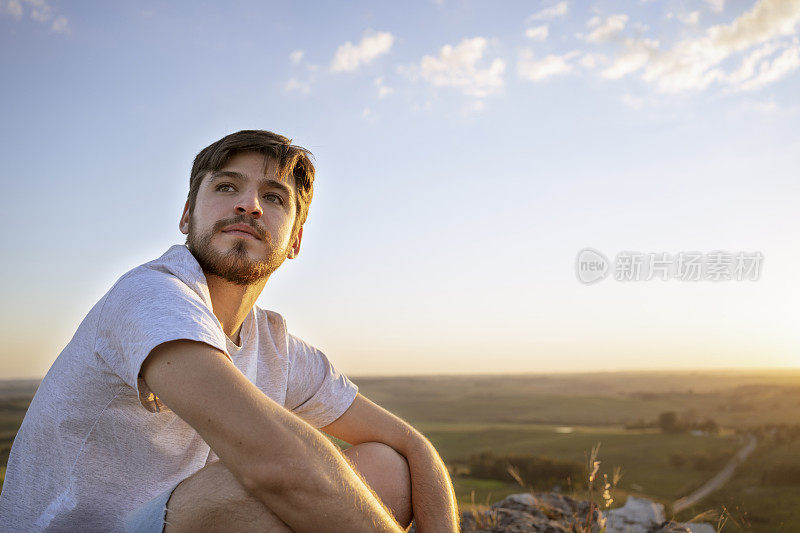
[{"left": 1, "top": 0, "right": 799, "bottom": 379}]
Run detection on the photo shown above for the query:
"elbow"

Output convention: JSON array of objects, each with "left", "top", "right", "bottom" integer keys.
[
  {"left": 244, "top": 451, "right": 329, "bottom": 504},
  {"left": 239, "top": 460, "right": 289, "bottom": 499}
]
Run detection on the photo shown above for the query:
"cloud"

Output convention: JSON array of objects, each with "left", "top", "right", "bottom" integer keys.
[
  {"left": 580, "top": 53, "right": 608, "bottom": 69},
  {"left": 527, "top": 1, "right": 568, "bottom": 22},
  {"left": 678, "top": 11, "right": 701, "bottom": 26},
  {"left": 1, "top": 0, "right": 23, "bottom": 19},
  {"left": 289, "top": 49, "right": 304, "bottom": 65},
  {"left": 1, "top": 0, "right": 69, "bottom": 33},
  {"left": 50, "top": 14, "right": 67, "bottom": 33},
  {"left": 705, "top": 0, "right": 725, "bottom": 13},
  {"left": 415, "top": 37, "right": 506, "bottom": 97},
  {"left": 25, "top": 0, "right": 51, "bottom": 22},
  {"left": 725, "top": 41, "right": 781, "bottom": 85},
  {"left": 736, "top": 41, "right": 800, "bottom": 91},
  {"left": 601, "top": 38, "right": 659, "bottom": 79},
  {"left": 374, "top": 77, "right": 394, "bottom": 98},
  {"left": 331, "top": 31, "right": 394, "bottom": 72},
  {"left": 585, "top": 14, "right": 628, "bottom": 43},
  {"left": 518, "top": 49, "right": 578, "bottom": 81},
  {"left": 284, "top": 78, "right": 312, "bottom": 95},
  {"left": 601, "top": 0, "right": 800, "bottom": 92},
  {"left": 525, "top": 25, "right": 549, "bottom": 41}
]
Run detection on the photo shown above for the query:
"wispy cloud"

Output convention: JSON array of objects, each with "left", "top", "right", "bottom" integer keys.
[
  {"left": 289, "top": 49, "right": 304, "bottom": 65},
  {"left": 284, "top": 78, "right": 312, "bottom": 95},
  {"left": 0, "top": 0, "right": 23, "bottom": 19},
  {"left": 526, "top": 2, "right": 568, "bottom": 23},
  {"left": 585, "top": 14, "right": 628, "bottom": 43},
  {"left": 525, "top": 25, "right": 549, "bottom": 41},
  {"left": 50, "top": 14, "right": 66, "bottom": 33},
  {"left": 601, "top": 37, "right": 659, "bottom": 80},
  {"left": 374, "top": 77, "right": 394, "bottom": 98},
  {"left": 678, "top": 11, "right": 701, "bottom": 26},
  {"left": 1, "top": 0, "right": 69, "bottom": 33},
  {"left": 600, "top": 0, "right": 800, "bottom": 93},
  {"left": 705, "top": 0, "right": 725, "bottom": 13},
  {"left": 580, "top": 53, "right": 608, "bottom": 69},
  {"left": 518, "top": 50, "right": 579, "bottom": 82},
  {"left": 735, "top": 41, "right": 800, "bottom": 91},
  {"left": 413, "top": 37, "right": 506, "bottom": 97},
  {"left": 331, "top": 31, "right": 394, "bottom": 72}
]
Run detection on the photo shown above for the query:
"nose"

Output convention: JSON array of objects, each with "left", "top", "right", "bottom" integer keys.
[{"left": 234, "top": 189, "right": 263, "bottom": 218}]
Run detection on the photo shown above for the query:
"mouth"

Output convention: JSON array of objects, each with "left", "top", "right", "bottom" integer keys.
[{"left": 221, "top": 224, "right": 262, "bottom": 241}]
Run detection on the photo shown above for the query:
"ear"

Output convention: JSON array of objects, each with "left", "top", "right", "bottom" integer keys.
[
  {"left": 287, "top": 226, "right": 303, "bottom": 259},
  {"left": 179, "top": 199, "right": 191, "bottom": 235}
]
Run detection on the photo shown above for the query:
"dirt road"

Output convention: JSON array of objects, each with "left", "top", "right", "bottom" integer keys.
[{"left": 672, "top": 433, "right": 757, "bottom": 513}]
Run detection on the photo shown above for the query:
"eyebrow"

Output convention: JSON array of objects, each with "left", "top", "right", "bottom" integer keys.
[{"left": 208, "top": 170, "right": 295, "bottom": 202}]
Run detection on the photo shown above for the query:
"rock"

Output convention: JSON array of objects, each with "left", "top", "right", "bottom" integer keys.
[
  {"left": 408, "top": 493, "right": 713, "bottom": 533},
  {"left": 605, "top": 495, "right": 665, "bottom": 532},
  {"left": 604, "top": 496, "right": 715, "bottom": 533}
]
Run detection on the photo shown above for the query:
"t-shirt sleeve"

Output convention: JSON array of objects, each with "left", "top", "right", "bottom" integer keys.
[
  {"left": 284, "top": 333, "right": 359, "bottom": 428},
  {"left": 94, "top": 269, "right": 229, "bottom": 413}
]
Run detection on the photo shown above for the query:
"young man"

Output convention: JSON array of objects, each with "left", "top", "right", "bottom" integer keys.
[{"left": 0, "top": 130, "right": 460, "bottom": 532}]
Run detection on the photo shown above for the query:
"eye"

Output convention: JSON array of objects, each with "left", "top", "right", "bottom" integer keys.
[
  {"left": 215, "top": 183, "right": 236, "bottom": 192},
  {"left": 264, "top": 192, "right": 284, "bottom": 206}
]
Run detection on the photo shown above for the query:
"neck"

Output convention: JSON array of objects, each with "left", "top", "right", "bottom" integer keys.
[{"left": 204, "top": 273, "right": 268, "bottom": 345}]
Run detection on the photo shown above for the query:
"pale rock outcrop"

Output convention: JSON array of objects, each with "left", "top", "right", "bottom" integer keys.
[{"left": 409, "top": 492, "right": 714, "bottom": 533}]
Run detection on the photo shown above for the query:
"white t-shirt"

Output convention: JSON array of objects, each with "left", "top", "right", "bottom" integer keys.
[{"left": 0, "top": 244, "right": 359, "bottom": 532}]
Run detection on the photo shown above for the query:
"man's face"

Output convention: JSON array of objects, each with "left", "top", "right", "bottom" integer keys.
[{"left": 179, "top": 151, "right": 302, "bottom": 285}]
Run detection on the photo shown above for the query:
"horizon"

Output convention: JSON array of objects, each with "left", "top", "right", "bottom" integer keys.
[
  {"left": 5, "top": 366, "right": 800, "bottom": 383},
  {"left": 2, "top": 0, "right": 799, "bottom": 379}
]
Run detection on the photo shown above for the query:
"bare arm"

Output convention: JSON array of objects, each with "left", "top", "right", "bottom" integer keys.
[
  {"left": 403, "top": 437, "right": 460, "bottom": 533},
  {"left": 141, "top": 339, "right": 404, "bottom": 533},
  {"left": 321, "top": 394, "right": 460, "bottom": 532}
]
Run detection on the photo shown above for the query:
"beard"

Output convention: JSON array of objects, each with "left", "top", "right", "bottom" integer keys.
[{"left": 186, "top": 213, "right": 290, "bottom": 286}]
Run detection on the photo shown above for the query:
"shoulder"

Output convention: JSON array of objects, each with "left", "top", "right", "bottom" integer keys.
[
  {"left": 252, "top": 305, "right": 291, "bottom": 351},
  {"left": 251, "top": 307, "right": 320, "bottom": 364},
  {"left": 100, "top": 267, "right": 197, "bottom": 314},
  {"left": 252, "top": 305, "right": 287, "bottom": 334},
  {"left": 96, "top": 258, "right": 218, "bottom": 334},
  {"left": 104, "top": 247, "right": 212, "bottom": 309}
]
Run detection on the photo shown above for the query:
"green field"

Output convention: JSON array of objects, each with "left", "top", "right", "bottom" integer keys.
[
  {"left": 3, "top": 370, "right": 800, "bottom": 531},
  {"left": 675, "top": 439, "right": 800, "bottom": 531},
  {"left": 417, "top": 422, "right": 739, "bottom": 501}
]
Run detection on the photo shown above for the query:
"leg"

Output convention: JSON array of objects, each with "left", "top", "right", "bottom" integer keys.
[
  {"left": 342, "top": 442, "right": 413, "bottom": 530},
  {"left": 163, "top": 460, "right": 292, "bottom": 533},
  {"left": 163, "top": 442, "right": 413, "bottom": 532}
]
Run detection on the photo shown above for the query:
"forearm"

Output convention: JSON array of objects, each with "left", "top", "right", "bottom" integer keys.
[
  {"left": 250, "top": 420, "right": 405, "bottom": 533},
  {"left": 404, "top": 436, "right": 460, "bottom": 533},
  {"left": 142, "top": 342, "right": 402, "bottom": 531}
]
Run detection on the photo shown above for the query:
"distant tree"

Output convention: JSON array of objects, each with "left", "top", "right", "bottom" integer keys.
[
  {"left": 699, "top": 418, "right": 720, "bottom": 435},
  {"left": 464, "top": 450, "right": 583, "bottom": 490},
  {"left": 658, "top": 411, "right": 682, "bottom": 433}
]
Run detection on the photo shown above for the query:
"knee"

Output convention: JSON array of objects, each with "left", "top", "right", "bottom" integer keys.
[
  {"left": 344, "top": 442, "right": 412, "bottom": 527},
  {"left": 345, "top": 442, "right": 410, "bottom": 483}
]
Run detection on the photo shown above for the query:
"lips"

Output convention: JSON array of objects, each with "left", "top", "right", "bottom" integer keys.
[{"left": 221, "top": 223, "right": 262, "bottom": 240}]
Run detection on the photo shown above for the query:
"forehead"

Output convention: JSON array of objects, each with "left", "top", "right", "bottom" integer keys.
[{"left": 214, "top": 151, "right": 296, "bottom": 189}]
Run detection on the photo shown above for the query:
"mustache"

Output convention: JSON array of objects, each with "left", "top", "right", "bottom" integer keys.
[{"left": 213, "top": 216, "right": 267, "bottom": 241}]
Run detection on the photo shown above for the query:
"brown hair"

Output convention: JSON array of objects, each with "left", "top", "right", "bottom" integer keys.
[{"left": 188, "top": 130, "right": 315, "bottom": 239}]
